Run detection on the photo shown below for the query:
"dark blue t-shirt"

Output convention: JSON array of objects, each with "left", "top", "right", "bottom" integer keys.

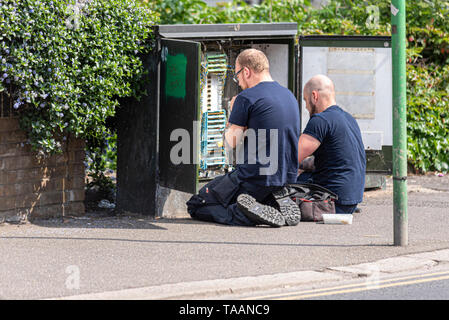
[
  {"left": 302, "top": 105, "right": 366, "bottom": 205},
  {"left": 228, "top": 81, "right": 300, "bottom": 187}
]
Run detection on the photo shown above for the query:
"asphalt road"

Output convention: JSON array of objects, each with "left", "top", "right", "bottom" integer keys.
[
  {"left": 239, "top": 268, "right": 449, "bottom": 300},
  {"left": 314, "top": 276, "right": 449, "bottom": 300}
]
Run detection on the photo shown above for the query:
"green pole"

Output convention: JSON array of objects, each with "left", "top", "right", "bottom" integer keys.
[{"left": 391, "top": 0, "right": 408, "bottom": 246}]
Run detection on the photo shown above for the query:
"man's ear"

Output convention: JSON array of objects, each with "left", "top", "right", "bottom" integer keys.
[
  {"left": 244, "top": 66, "right": 250, "bottom": 78},
  {"left": 312, "top": 90, "right": 319, "bottom": 103}
]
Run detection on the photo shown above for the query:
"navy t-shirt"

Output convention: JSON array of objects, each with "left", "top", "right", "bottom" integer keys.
[
  {"left": 302, "top": 105, "right": 366, "bottom": 205},
  {"left": 228, "top": 81, "right": 300, "bottom": 187}
]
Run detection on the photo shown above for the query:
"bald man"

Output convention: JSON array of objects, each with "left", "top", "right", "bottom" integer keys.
[{"left": 297, "top": 75, "right": 366, "bottom": 213}]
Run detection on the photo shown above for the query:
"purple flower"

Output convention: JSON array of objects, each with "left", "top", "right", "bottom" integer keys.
[{"left": 13, "top": 101, "right": 22, "bottom": 109}]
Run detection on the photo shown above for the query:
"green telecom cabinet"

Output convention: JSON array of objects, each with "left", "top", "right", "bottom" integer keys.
[{"left": 115, "top": 23, "right": 392, "bottom": 217}]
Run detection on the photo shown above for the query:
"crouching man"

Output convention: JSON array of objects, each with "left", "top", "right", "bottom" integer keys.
[{"left": 186, "top": 49, "right": 301, "bottom": 227}]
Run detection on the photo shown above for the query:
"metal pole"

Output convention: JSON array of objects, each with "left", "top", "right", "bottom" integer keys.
[{"left": 391, "top": 0, "right": 408, "bottom": 246}]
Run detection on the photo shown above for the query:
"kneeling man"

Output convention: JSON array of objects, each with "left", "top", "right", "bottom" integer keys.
[{"left": 298, "top": 75, "right": 366, "bottom": 213}]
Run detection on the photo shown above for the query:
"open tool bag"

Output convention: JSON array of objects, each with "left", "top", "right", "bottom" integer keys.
[{"left": 286, "top": 183, "right": 338, "bottom": 222}]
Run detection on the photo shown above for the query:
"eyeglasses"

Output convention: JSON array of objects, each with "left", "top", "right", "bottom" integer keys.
[{"left": 233, "top": 68, "right": 243, "bottom": 84}]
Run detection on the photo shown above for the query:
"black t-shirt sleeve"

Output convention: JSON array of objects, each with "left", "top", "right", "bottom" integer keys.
[
  {"left": 228, "top": 95, "right": 251, "bottom": 127},
  {"left": 303, "top": 115, "right": 329, "bottom": 143}
]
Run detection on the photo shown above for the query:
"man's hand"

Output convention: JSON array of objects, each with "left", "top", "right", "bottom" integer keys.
[
  {"left": 299, "top": 156, "right": 315, "bottom": 171},
  {"left": 224, "top": 124, "right": 246, "bottom": 149}
]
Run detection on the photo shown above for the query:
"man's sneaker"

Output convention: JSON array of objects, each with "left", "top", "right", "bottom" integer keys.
[
  {"left": 272, "top": 187, "right": 302, "bottom": 226},
  {"left": 237, "top": 194, "right": 285, "bottom": 227}
]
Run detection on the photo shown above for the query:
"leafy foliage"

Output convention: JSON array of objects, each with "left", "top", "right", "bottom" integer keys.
[
  {"left": 2, "top": 0, "right": 446, "bottom": 183},
  {"left": 147, "top": 0, "right": 449, "bottom": 173},
  {"left": 0, "top": 0, "right": 158, "bottom": 193},
  {"left": 407, "top": 63, "right": 449, "bottom": 173}
]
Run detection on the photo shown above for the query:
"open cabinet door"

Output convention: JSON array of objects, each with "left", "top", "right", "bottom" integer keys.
[{"left": 159, "top": 39, "right": 201, "bottom": 194}]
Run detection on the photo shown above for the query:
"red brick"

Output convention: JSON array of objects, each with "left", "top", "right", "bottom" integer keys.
[
  {"left": 13, "top": 193, "right": 42, "bottom": 210},
  {"left": 27, "top": 201, "right": 85, "bottom": 219},
  {"left": 67, "top": 189, "right": 85, "bottom": 202},
  {"left": 0, "top": 196, "right": 16, "bottom": 211},
  {"left": 0, "top": 170, "right": 6, "bottom": 184},
  {"left": 0, "top": 127, "right": 86, "bottom": 220},
  {"left": 0, "top": 130, "right": 27, "bottom": 144},
  {"left": 5, "top": 168, "right": 43, "bottom": 184},
  {"left": 0, "top": 118, "right": 20, "bottom": 132},
  {"left": 68, "top": 150, "right": 85, "bottom": 164},
  {"left": 67, "top": 201, "right": 85, "bottom": 215},
  {"left": 0, "top": 142, "right": 31, "bottom": 158},
  {"left": 0, "top": 183, "right": 34, "bottom": 197},
  {"left": 1, "top": 155, "right": 39, "bottom": 170},
  {"left": 72, "top": 175, "right": 86, "bottom": 189},
  {"left": 68, "top": 138, "right": 86, "bottom": 150}
]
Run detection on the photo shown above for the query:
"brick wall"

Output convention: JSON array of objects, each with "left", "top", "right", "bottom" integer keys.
[{"left": 0, "top": 118, "right": 85, "bottom": 223}]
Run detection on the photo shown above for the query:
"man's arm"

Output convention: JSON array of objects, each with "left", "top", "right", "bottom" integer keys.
[
  {"left": 298, "top": 133, "right": 321, "bottom": 164},
  {"left": 224, "top": 95, "right": 246, "bottom": 149}
]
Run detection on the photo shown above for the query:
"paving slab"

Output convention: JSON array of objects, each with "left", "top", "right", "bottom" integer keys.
[
  {"left": 405, "top": 249, "right": 449, "bottom": 263},
  {"left": 53, "top": 270, "right": 343, "bottom": 300},
  {"left": 328, "top": 256, "right": 437, "bottom": 276}
]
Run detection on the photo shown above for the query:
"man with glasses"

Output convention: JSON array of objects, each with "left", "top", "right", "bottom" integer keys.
[{"left": 187, "top": 49, "right": 301, "bottom": 227}]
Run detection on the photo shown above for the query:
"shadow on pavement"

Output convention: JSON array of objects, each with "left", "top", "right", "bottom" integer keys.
[{"left": 0, "top": 235, "right": 393, "bottom": 248}]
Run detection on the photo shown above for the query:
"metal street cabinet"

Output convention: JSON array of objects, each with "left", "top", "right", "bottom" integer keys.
[{"left": 116, "top": 23, "right": 392, "bottom": 217}]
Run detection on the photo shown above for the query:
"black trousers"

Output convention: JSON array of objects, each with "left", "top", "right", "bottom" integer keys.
[{"left": 186, "top": 171, "right": 279, "bottom": 226}]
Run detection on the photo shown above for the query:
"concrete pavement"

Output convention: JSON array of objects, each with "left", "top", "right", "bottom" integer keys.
[
  {"left": 52, "top": 249, "right": 449, "bottom": 299},
  {"left": 0, "top": 174, "right": 448, "bottom": 300}
]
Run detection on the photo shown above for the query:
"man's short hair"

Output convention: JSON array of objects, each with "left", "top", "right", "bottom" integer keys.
[{"left": 236, "top": 49, "right": 269, "bottom": 73}]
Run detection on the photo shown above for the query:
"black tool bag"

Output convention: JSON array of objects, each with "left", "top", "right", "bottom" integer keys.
[{"left": 286, "top": 183, "right": 338, "bottom": 222}]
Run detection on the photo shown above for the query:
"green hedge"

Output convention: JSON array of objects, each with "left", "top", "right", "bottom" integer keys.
[
  {"left": 0, "top": 0, "right": 158, "bottom": 194},
  {"left": 149, "top": 0, "right": 449, "bottom": 173},
  {"left": 1, "top": 0, "right": 447, "bottom": 196}
]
